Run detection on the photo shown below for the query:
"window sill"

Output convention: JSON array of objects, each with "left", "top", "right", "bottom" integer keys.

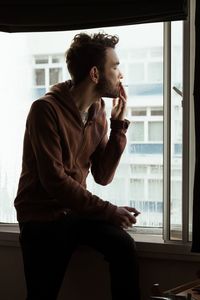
[
  {"left": 0, "top": 224, "right": 19, "bottom": 247},
  {"left": 0, "top": 225, "right": 200, "bottom": 262},
  {"left": 129, "top": 231, "right": 200, "bottom": 262}
]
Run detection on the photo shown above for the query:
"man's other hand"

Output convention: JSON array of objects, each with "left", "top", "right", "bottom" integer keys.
[{"left": 111, "top": 206, "right": 141, "bottom": 229}]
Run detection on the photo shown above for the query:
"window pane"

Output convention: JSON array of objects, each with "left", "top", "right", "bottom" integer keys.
[
  {"left": 35, "top": 55, "right": 48, "bottom": 64},
  {"left": 131, "top": 108, "right": 146, "bottom": 116},
  {"left": 151, "top": 107, "right": 163, "bottom": 116},
  {"left": 129, "top": 122, "right": 144, "bottom": 141},
  {"left": 148, "top": 121, "right": 163, "bottom": 141},
  {"left": 34, "top": 68, "right": 45, "bottom": 85},
  {"left": 0, "top": 23, "right": 166, "bottom": 228},
  {"left": 52, "top": 56, "right": 61, "bottom": 63},
  {"left": 49, "top": 68, "right": 62, "bottom": 85}
]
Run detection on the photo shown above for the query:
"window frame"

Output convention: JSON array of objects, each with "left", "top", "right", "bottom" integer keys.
[
  {"left": 162, "top": 12, "right": 191, "bottom": 244},
  {"left": 33, "top": 54, "right": 67, "bottom": 96},
  {"left": 0, "top": 0, "right": 196, "bottom": 254}
]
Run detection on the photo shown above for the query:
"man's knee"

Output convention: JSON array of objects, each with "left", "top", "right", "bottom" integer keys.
[
  {"left": 118, "top": 230, "right": 136, "bottom": 254},
  {"left": 106, "top": 227, "right": 137, "bottom": 259}
]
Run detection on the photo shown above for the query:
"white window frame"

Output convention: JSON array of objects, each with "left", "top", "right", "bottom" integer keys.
[{"left": 33, "top": 54, "right": 67, "bottom": 93}]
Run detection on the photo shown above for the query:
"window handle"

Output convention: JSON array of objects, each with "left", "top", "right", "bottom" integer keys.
[{"left": 173, "top": 86, "right": 183, "bottom": 97}]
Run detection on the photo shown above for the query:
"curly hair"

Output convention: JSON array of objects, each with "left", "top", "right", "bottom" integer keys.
[{"left": 65, "top": 32, "right": 119, "bottom": 85}]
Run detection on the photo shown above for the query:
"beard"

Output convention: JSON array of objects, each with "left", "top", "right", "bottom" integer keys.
[{"left": 95, "top": 73, "right": 119, "bottom": 98}]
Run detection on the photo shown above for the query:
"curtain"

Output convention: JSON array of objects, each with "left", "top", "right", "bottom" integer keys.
[
  {"left": 0, "top": 0, "right": 188, "bottom": 32},
  {"left": 191, "top": 0, "right": 200, "bottom": 253}
]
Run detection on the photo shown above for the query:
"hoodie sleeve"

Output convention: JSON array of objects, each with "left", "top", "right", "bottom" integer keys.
[
  {"left": 91, "top": 117, "right": 130, "bottom": 185},
  {"left": 27, "top": 100, "right": 117, "bottom": 220}
]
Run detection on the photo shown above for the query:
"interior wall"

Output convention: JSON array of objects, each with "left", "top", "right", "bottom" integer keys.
[{"left": 0, "top": 244, "right": 200, "bottom": 300}]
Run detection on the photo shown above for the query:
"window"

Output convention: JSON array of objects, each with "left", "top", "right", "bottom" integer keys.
[
  {"left": 129, "top": 122, "right": 144, "bottom": 142},
  {"left": 131, "top": 108, "right": 147, "bottom": 116},
  {"left": 0, "top": 11, "right": 193, "bottom": 247},
  {"left": 32, "top": 54, "right": 68, "bottom": 99},
  {"left": 148, "top": 121, "right": 163, "bottom": 141}
]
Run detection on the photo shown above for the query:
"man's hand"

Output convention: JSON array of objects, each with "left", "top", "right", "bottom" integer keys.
[
  {"left": 111, "top": 83, "right": 127, "bottom": 121},
  {"left": 111, "top": 206, "right": 141, "bottom": 229}
]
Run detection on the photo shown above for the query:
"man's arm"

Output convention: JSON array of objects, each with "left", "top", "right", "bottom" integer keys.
[
  {"left": 90, "top": 118, "right": 129, "bottom": 185},
  {"left": 91, "top": 83, "right": 129, "bottom": 185}
]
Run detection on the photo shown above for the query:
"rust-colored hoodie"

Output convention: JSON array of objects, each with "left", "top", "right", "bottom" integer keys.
[{"left": 14, "top": 81, "right": 129, "bottom": 222}]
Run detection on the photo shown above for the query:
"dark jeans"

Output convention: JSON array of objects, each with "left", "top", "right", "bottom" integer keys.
[{"left": 19, "top": 214, "right": 141, "bottom": 300}]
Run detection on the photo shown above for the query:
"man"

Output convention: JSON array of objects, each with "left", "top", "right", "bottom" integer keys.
[{"left": 14, "top": 32, "right": 141, "bottom": 300}]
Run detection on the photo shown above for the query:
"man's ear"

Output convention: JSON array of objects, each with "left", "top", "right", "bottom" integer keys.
[{"left": 90, "top": 66, "right": 99, "bottom": 84}]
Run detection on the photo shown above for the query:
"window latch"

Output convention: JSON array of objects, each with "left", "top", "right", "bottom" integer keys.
[
  {"left": 173, "top": 86, "right": 183, "bottom": 97},
  {"left": 173, "top": 86, "right": 183, "bottom": 107}
]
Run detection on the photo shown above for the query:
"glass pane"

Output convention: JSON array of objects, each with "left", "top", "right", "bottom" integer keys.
[
  {"left": 170, "top": 21, "right": 183, "bottom": 240},
  {"left": 49, "top": 67, "right": 62, "bottom": 85},
  {"left": 0, "top": 23, "right": 164, "bottom": 227},
  {"left": 129, "top": 122, "right": 144, "bottom": 141},
  {"left": 35, "top": 55, "right": 48, "bottom": 64},
  {"left": 151, "top": 107, "right": 163, "bottom": 116},
  {"left": 52, "top": 56, "right": 61, "bottom": 63},
  {"left": 148, "top": 122, "right": 163, "bottom": 141},
  {"left": 131, "top": 108, "right": 146, "bottom": 116},
  {"left": 34, "top": 68, "right": 45, "bottom": 85}
]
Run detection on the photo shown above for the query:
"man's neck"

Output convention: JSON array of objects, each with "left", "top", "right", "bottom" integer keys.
[{"left": 70, "top": 80, "right": 100, "bottom": 113}]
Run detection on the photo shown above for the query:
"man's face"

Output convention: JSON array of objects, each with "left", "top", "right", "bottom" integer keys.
[{"left": 95, "top": 48, "right": 123, "bottom": 98}]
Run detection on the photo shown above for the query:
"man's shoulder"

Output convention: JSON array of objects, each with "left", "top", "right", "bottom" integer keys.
[
  {"left": 31, "top": 94, "right": 57, "bottom": 109},
  {"left": 29, "top": 97, "right": 58, "bottom": 119}
]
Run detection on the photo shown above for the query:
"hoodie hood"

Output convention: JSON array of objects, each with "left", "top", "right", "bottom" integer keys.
[{"left": 46, "top": 80, "right": 104, "bottom": 124}]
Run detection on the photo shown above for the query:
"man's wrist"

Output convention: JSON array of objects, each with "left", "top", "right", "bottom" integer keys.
[{"left": 110, "top": 118, "right": 130, "bottom": 130}]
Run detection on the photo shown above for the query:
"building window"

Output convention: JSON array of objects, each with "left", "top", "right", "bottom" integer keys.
[
  {"left": 129, "top": 122, "right": 144, "bottom": 142},
  {"left": 32, "top": 54, "right": 68, "bottom": 99},
  {"left": 148, "top": 121, "right": 163, "bottom": 141}
]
